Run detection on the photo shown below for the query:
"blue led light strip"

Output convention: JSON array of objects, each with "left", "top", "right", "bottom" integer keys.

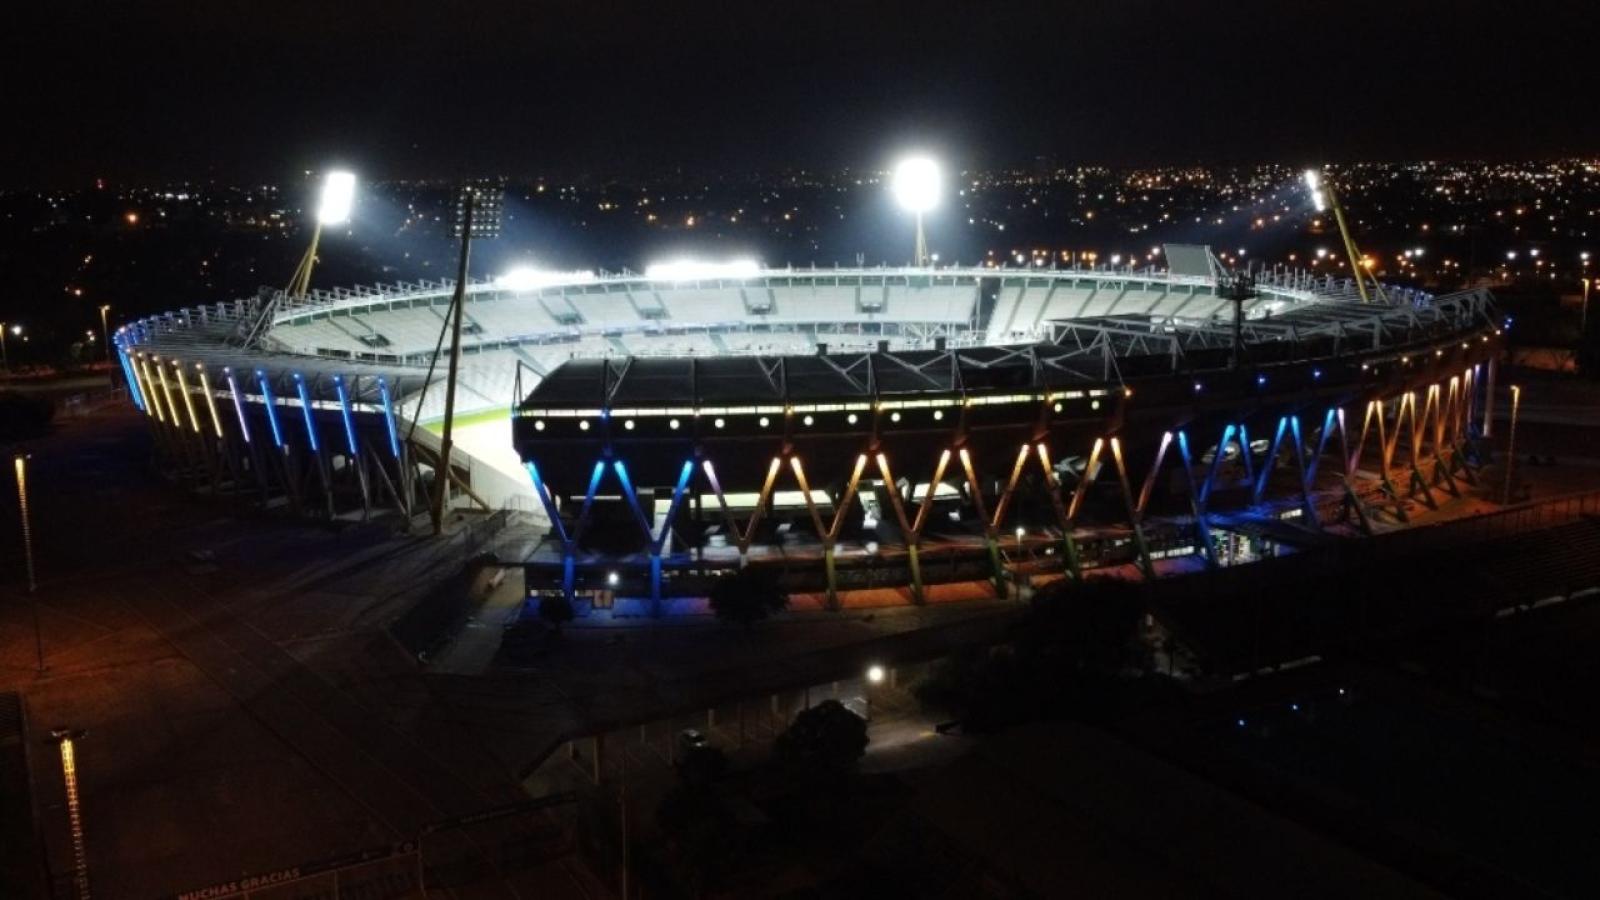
[
  {"left": 257, "top": 370, "right": 285, "bottom": 448},
  {"left": 334, "top": 376, "right": 359, "bottom": 455},
  {"left": 114, "top": 344, "right": 145, "bottom": 410},
  {"left": 225, "top": 369, "right": 252, "bottom": 443},
  {"left": 293, "top": 373, "right": 320, "bottom": 452},
  {"left": 377, "top": 377, "right": 401, "bottom": 458}
]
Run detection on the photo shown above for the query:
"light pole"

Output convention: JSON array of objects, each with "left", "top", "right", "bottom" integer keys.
[
  {"left": 1502, "top": 385, "right": 1522, "bottom": 504},
  {"left": 865, "top": 664, "right": 885, "bottom": 722},
  {"left": 1582, "top": 278, "right": 1591, "bottom": 339},
  {"left": 98, "top": 305, "right": 111, "bottom": 363},
  {"left": 891, "top": 156, "right": 940, "bottom": 267},
  {"left": 50, "top": 728, "right": 90, "bottom": 899},
  {"left": 287, "top": 171, "right": 356, "bottom": 298},
  {"left": 0, "top": 322, "right": 15, "bottom": 370},
  {"left": 14, "top": 453, "right": 43, "bottom": 674},
  {"left": 14, "top": 454, "right": 35, "bottom": 593}
]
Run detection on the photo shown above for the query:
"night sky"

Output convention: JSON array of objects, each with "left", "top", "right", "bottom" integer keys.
[{"left": 3, "top": 0, "right": 1595, "bottom": 184}]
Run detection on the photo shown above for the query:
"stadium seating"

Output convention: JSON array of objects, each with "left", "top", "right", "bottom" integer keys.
[{"left": 248, "top": 268, "right": 1337, "bottom": 419}]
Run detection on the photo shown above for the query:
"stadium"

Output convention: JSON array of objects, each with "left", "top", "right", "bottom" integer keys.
[{"left": 115, "top": 238, "right": 1501, "bottom": 612}]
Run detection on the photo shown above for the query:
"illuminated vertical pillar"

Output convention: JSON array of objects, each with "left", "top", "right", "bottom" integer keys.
[
  {"left": 1201, "top": 423, "right": 1234, "bottom": 505},
  {"left": 154, "top": 358, "right": 179, "bottom": 428},
  {"left": 257, "top": 371, "right": 286, "bottom": 448},
  {"left": 224, "top": 369, "right": 251, "bottom": 443},
  {"left": 524, "top": 459, "right": 577, "bottom": 603},
  {"left": 1482, "top": 357, "right": 1497, "bottom": 438},
  {"left": 138, "top": 357, "right": 165, "bottom": 423},
  {"left": 959, "top": 447, "right": 1005, "bottom": 594},
  {"left": 115, "top": 344, "right": 145, "bottom": 411},
  {"left": 1062, "top": 438, "right": 1107, "bottom": 580},
  {"left": 195, "top": 366, "right": 224, "bottom": 439},
  {"left": 1108, "top": 438, "right": 1154, "bottom": 580},
  {"left": 1251, "top": 416, "right": 1288, "bottom": 503},
  {"left": 1176, "top": 431, "right": 1218, "bottom": 567},
  {"left": 377, "top": 376, "right": 401, "bottom": 459},
  {"left": 172, "top": 362, "right": 202, "bottom": 433},
  {"left": 334, "top": 375, "right": 359, "bottom": 455},
  {"left": 292, "top": 373, "right": 320, "bottom": 452}
]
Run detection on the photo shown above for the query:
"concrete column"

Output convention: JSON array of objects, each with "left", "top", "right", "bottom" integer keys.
[
  {"left": 823, "top": 543, "right": 839, "bottom": 610},
  {"left": 906, "top": 543, "right": 925, "bottom": 604},
  {"left": 985, "top": 532, "right": 1005, "bottom": 595}
]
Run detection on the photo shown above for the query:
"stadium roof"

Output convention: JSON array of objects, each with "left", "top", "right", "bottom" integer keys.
[{"left": 524, "top": 345, "right": 1116, "bottom": 409}]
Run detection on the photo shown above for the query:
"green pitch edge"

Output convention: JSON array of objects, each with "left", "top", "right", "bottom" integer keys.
[{"left": 417, "top": 406, "right": 512, "bottom": 434}]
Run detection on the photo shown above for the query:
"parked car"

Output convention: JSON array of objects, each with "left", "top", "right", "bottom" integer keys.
[{"left": 676, "top": 728, "right": 710, "bottom": 758}]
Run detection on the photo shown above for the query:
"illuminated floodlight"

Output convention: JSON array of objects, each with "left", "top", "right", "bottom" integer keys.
[
  {"left": 1303, "top": 169, "right": 1326, "bottom": 212},
  {"left": 891, "top": 155, "right": 941, "bottom": 267},
  {"left": 891, "top": 156, "right": 941, "bottom": 213},
  {"left": 495, "top": 267, "right": 598, "bottom": 291},
  {"left": 644, "top": 259, "right": 761, "bottom": 281},
  {"left": 316, "top": 171, "right": 357, "bottom": 225}
]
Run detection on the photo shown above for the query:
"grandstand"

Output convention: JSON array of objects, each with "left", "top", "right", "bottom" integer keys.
[{"left": 115, "top": 252, "right": 1495, "bottom": 607}]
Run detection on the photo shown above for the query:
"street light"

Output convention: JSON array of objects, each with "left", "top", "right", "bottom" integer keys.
[
  {"left": 1582, "top": 278, "right": 1592, "bottom": 337},
  {"left": 14, "top": 454, "right": 42, "bottom": 673},
  {"left": 98, "top": 304, "right": 112, "bottom": 363},
  {"left": 0, "top": 322, "right": 20, "bottom": 370},
  {"left": 864, "top": 664, "right": 887, "bottom": 721},
  {"left": 891, "top": 156, "right": 940, "bottom": 267},
  {"left": 50, "top": 727, "right": 90, "bottom": 899}
]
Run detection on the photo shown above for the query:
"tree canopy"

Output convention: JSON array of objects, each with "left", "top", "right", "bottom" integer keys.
[
  {"left": 774, "top": 699, "right": 868, "bottom": 776},
  {"left": 707, "top": 566, "right": 788, "bottom": 628}
]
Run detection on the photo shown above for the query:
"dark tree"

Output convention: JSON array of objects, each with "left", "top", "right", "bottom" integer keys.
[
  {"left": 912, "top": 577, "right": 1148, "bottom": 732},
  {"left": 0, "top": 391, "right": 54, "bottom": 440},
  {"left": 538, "top": 594, "right": 574, "bottom": 632},
  {"left": 774, "top": 699, "right": 868, "bottom": 775},
  {"left": 1019, "top": 577, "right": 1144, "bottom": 674},
  {"left": 707, "top": 566, "right": 788, "bottom": 629}
]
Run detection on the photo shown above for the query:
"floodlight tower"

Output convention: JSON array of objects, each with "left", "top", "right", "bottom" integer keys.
[
  {"left": 1304, "top": 168, "right": 1385, "bottom": 304},
  {"left": 287, "top": 170, "right": 356, "bottom": 298},
  {"left": 891, "top": 157, "right": 941, "bottom": 267},
  {"left": 430, "top": 179, "right": 505, "bottom": 536}
]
